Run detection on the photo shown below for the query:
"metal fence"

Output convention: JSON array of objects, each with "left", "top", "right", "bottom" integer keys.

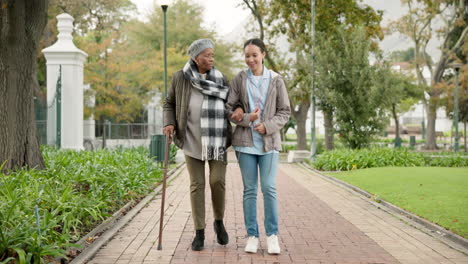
[
  {"left": 36, "top": 120, "right": 47, "bottom": 145},
  {"left": 92, "top": 122, "right": 157, "bottom": 140},
  {"left": 35, "top": 120, "right": 158, "bottom": 145},
  {"left": 34, "top": 95, "right": 48, "bottom": 145}
]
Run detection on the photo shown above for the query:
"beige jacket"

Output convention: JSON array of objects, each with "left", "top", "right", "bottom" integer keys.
[{"left": 226, "top": 70, "right": 291, "bottom": 152}]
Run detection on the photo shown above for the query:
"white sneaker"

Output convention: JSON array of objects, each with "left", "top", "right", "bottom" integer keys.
[
  {"left": 244, "top": 236, "right": 259, "bottom": 253},
  {"left": 267, "top": 234, "right": 280, "bottom": 254}
]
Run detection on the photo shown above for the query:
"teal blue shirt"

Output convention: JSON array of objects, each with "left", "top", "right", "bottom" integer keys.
[{"left": 235, "top": 67, "right": 277, "bottom": 155}]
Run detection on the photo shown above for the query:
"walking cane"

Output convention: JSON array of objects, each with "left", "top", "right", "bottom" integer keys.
[{"left": 157, "top": 134, "right": 170, "bottom": 250}]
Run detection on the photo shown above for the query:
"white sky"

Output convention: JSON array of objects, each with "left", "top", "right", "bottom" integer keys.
[
  {"left": 130, "top": 0, "right": 250, "bottom": 36},
  {"left": 129, "top": 0, "right": 441, "bottom": 58}
]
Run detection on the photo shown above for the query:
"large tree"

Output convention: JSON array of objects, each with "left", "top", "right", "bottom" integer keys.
[
  {"left": 89, "top": 0, "right": 237, "bottom": 122},
  {"left": 82, "top": 0, "right": 237, "bottom": 122},
  {"left": 48, "top": 0, "right": 237, "bottom": 123},
  {"left": 241, "top": 0, "right": 281, "bottom": 72},
  {"left": 133, "top": 0, "right": 238, "bottom": 78},
  {"left": 0, "top": 0, "right": 48, "bottom": 172},
  {"left": 391, "top": 0, "right": 467, "bottom": 149},
  {"left": 76, "top": 28, "right": 187, "bottom": 122},
  {"left": 242, "top": 0, "right": 383, "bottom": 150},
  {"left": 319, "top": 26, "right": 388, "bottom": 149},
  {"left": 374, "top": 63, "right": 422, "bottom": 140},
  {"left": 439, "top": 64, "right": 468, "bottom": 151}
]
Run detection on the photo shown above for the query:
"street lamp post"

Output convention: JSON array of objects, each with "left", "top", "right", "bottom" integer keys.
[
  {"left": 310, "top": 0, "right": 316, "bottom": 159},
  {"left": 161, "top": 2, "right": 168, "bottom": 98},
  {"left": 449, "top": 63, "right": 462, "bottom": 152}
]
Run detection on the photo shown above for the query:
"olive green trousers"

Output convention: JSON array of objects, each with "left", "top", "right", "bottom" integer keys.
[{"left": 185, "top": 155, "right": 227, "bottom": 230}]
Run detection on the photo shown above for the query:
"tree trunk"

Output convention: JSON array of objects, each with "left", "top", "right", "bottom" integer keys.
[
  {"left": 0, "top": 0, "right": 48, "bottom": 172},
  {"left": 392, "top": 104, "right": 400, "bottom": 140},
  {"left": 424, "top": 4, "right": 468, "bottom": 150},
  {"left": 292, "top": 101, "right": 310, "bottom": 150},
  {"left": 424, "top": 99, "right": 438, "bottom": 150},
  {"left": 323, "top": 109, "right": 334, "bottom": 150},
  {"left": 242, "top": 0, "right": 279, "bottom": 72},
  {"left": 450, "top": 125, "right": 453, "bottom": 147},
  {"left": 464, "top": 121, "right": 466, "bottom": 152}
]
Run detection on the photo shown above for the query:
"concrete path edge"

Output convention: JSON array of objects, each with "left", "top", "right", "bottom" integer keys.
[{"left": 298, "top": 162, "right": 468, "bottom": 255}]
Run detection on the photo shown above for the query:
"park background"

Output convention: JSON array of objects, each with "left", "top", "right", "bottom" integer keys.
[{"left": 0, "top": 0, "right": 467, "bottom": 263}]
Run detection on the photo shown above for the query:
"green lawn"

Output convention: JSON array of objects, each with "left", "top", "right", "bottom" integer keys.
[{"left": 325, "top": 167, "right": 468, "bottom": 238}]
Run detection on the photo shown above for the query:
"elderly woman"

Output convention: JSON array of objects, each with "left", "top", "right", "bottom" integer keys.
[{"left": 163, "top": 39, "right": 238, "bottom": 251}]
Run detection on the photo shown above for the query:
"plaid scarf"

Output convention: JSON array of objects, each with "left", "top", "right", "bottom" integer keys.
[{"left": 183, "top": 59, "right": 228, "bottom": 161}]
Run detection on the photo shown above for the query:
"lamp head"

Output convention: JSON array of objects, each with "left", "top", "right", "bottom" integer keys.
[{"left": 160, "top": 0, "right": 170, "bottom": 8}]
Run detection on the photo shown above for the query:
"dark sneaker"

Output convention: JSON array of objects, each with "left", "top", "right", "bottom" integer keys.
[
  {"left": 214, "top": 220, "right": 229, "bottom": 245},
  {"left": 191, "top": 229, "right": 205, "bottom": 251}
]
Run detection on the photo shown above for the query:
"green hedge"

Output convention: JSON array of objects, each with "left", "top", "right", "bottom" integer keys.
[
  {"left": 282, "top": 139, "right": 347, "bottom": 154},
  {"left": 426, "top": 155, "right": 468, "bottom": 167},
  {"left": 310, "top": 148, "right": 468, "bottom": 171},
  {"left": 0, "top": 147, "right": 162, "bottom": 263}
]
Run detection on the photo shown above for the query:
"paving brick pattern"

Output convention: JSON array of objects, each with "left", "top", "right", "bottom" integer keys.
[
  {"left": 286, "top": 164, "right": 468, "bottom": 264},
  {"left": 170, "top": 162, "right": 399, "bottom": 264},
  {"left": 88, "top": 168, "right": 191, "bottom": 264},
  {"left": 88, "top": 156, "right": 468, "bottom": 264}
]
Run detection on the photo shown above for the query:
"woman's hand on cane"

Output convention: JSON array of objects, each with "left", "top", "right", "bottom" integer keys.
[{"left": 162, "top": 125, "right": 174, "bottom": 144}]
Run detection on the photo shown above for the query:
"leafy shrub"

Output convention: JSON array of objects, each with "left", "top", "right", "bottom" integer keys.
[
  {"left": 281, "top": 138, "right": 348, "bottom": 154},
  {"left": 281, "top": 144, "right": 297, "bottom": 152},
  {"left": 310, "top": 147, "right": 468, "bottom": 171},
  {"left": 310, "top": 148, "right": 427, "bottom": 171},
  {"left": 0, "top": 147, "right": 162, "bottom": 263},
  {"left": 425, "top": 155, "right": 468, "bottom": 167},
  {"left": 313, "top": 140, "right": 323, "bottom": 155}
]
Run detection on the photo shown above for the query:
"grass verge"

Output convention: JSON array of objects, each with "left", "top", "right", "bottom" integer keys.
[{"left": 325, "top": 167, "right": 468, "bottom": 238}]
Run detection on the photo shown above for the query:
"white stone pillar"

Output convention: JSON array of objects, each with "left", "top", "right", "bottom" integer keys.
[
  {"left": 146, "top": 91, "right": 163, "bottom": 136},
  {"left": 42, "top": 13, "right": 87, "bottom": 150},
  {"left": 83, "top": 84, "right": 96, "bottom": 140}
]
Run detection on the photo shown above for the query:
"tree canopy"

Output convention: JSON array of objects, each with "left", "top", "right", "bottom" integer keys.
[
  {"left": 240, "top": 0, "right": 385, "bottom": 150},
  {"left": 42, "top": 0, "right": 238, "bottom": 123},
  {"left": 391, "top": 0, "right": 467, "bottom": 149}
]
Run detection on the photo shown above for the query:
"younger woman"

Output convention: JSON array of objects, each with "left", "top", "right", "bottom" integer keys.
[{"left": 226, "top": 38, "right": 290, "bottom": 254}]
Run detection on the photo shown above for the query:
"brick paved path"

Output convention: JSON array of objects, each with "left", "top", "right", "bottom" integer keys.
[{"left": 89, "top": 156, "right": 468, "bottom": 264}]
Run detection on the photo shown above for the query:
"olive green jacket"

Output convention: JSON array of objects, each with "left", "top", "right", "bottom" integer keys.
[{"left": 163, "top": 70, "right": 232, "bottom": 149}]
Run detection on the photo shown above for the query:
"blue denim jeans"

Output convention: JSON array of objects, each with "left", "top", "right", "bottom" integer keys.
[{"left": 237, "top": 152, "right": 279, "bottom": 237}]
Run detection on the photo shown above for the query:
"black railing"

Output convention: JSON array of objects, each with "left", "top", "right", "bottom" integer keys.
[{"left": 92, "top": 122, "right": 156, "bottom": 140}]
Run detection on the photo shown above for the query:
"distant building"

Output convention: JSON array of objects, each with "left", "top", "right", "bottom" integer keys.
[{"left": 390, "top": 62, "right": 457, "bottom": 135}]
